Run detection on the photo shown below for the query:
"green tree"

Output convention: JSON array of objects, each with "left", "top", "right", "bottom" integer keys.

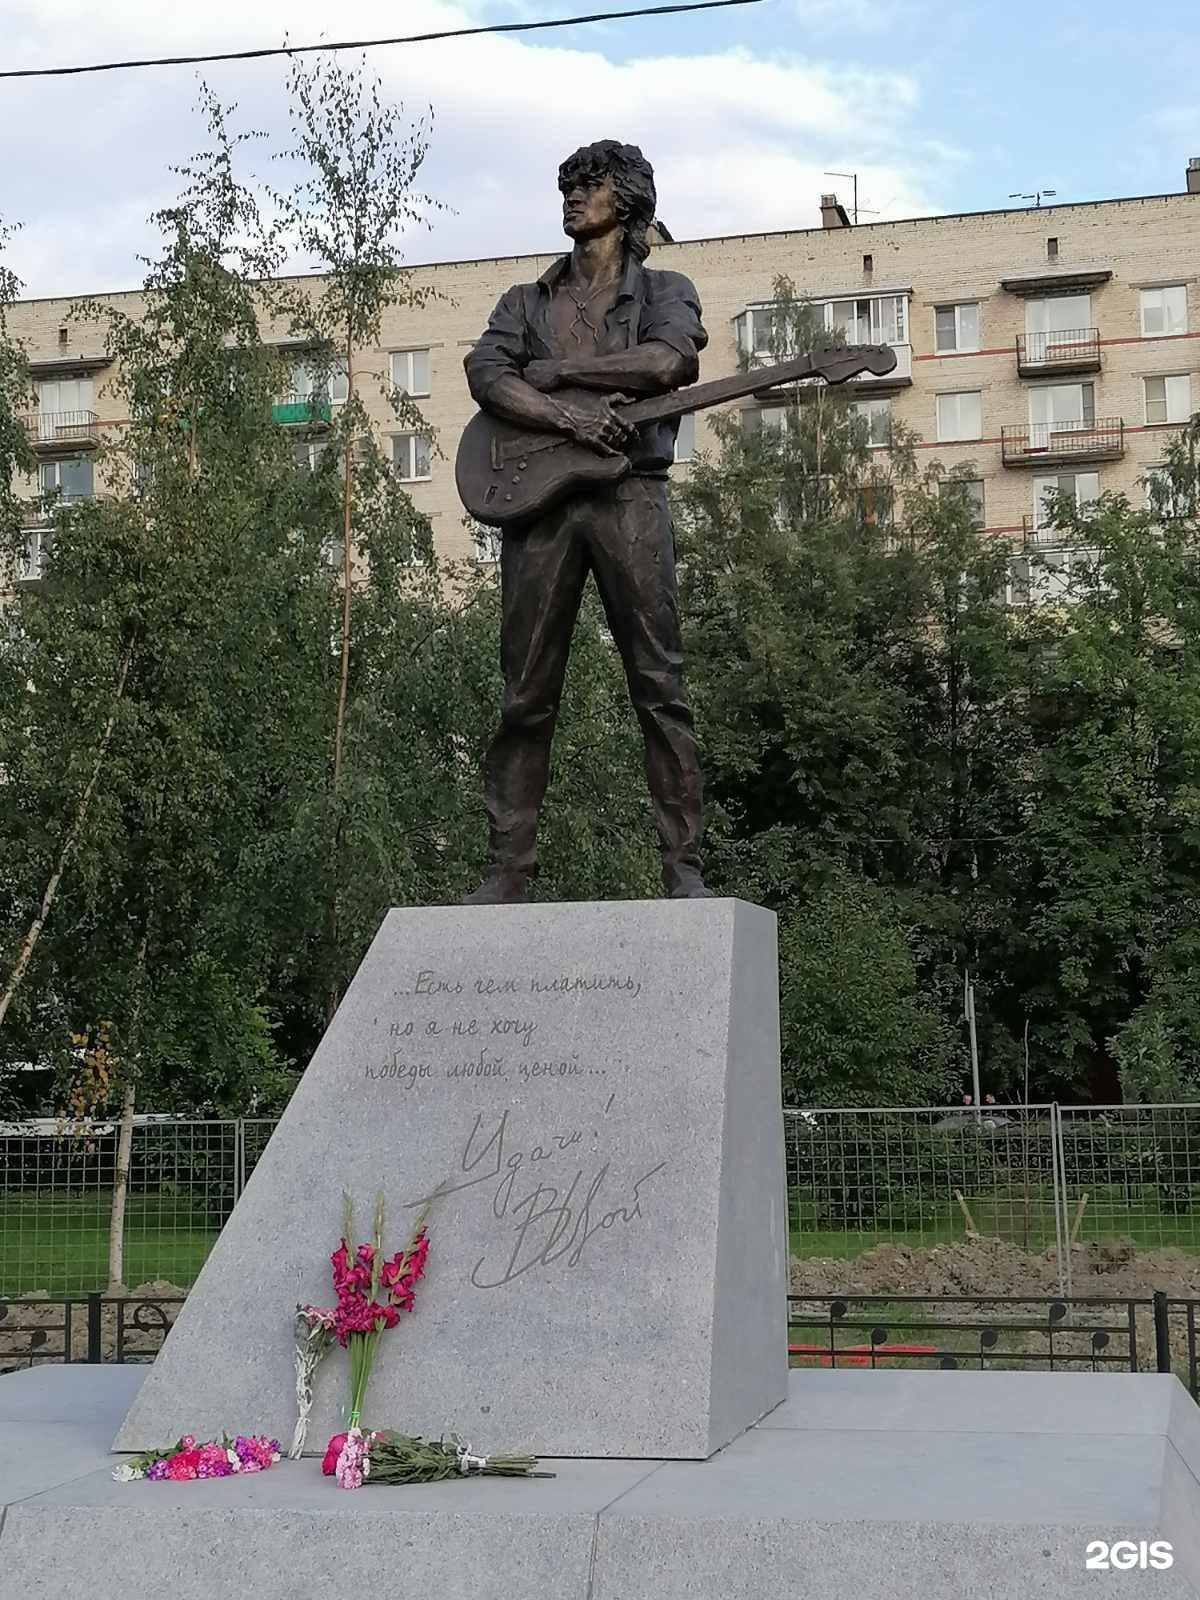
[
  {"left": 1008, "top": 433, "right": 1200, "bottom": 1100},
  {"left": 673, "top": 280, "right": 979, "bottom": 1104},
  {"left": 779, "top": 876, "right": 959, "bottom": 1106},
  {"left": 271, "top": 56, "right": 441, "bottom": 1021}
]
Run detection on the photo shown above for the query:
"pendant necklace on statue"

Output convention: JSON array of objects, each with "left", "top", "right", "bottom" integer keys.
[{"left": 566, "top": 281, "right": 610, "bottom": 343}]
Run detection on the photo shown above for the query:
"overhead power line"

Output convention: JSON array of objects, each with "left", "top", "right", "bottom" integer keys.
[{"left": 0, "top": 0, "right": 763, "bottom": 81}]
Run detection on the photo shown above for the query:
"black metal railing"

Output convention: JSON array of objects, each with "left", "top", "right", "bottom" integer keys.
[
  {"left": 1002, "top": 418, "right": 1124, "bottom": 464},
  {"left": 1016, "top": 328, "right": 1101, "bottom": 374},
  {"left": 0, "top": 1294, "right": 183, "bottom": 1372},
  {"left": 788, "top": 1294, "right": 1148, "bottom": 1375},
  {"left": 20, "top": 410, "right": 101, "bottom": 447},
  {"left": 1156, "top": 1295, "right": 1200, "bottom": 1401},
  {"left": 1021, "top": 515, "right": 1092, "bottom": 550}
]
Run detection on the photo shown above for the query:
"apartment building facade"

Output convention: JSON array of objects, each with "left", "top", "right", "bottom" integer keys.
[{"left": 9, "top": 158, "right": 1200, "bottom": 587}]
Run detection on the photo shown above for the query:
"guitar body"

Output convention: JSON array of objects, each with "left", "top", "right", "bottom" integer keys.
[
  {"left": 455, "top": 345, "right": 897, "bottom": 530},
  {"left": 456, "top": 391, "right": 633, "bottom": 530}
]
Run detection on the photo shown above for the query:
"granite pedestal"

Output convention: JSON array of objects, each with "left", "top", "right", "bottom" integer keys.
[
  {"left": 116, "top": 899, "right": 788, "bottom": 1459},
  {"left": 4, "top": 1365, "right": 1200, "bottom": 1599}
]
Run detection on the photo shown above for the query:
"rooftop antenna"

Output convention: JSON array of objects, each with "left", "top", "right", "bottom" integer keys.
[
  {"left": 824, "top": 171, "right": 880, "bottom": 225},
  {"left": 1009, "top": 189, "right": 1058, "bottom": 207}
]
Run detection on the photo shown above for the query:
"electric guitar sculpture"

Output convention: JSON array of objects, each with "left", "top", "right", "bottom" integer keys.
[{"left": 456, "top": 342, "right": 898, "bottom": 529}]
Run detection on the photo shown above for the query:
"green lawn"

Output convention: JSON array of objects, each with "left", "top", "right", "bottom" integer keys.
[
  {"left": 6, "top": 1182, "right": 1200, "bottom": 1298},
  {"left": 0, "top": 1192, "right": 222, "bottom": 1296},
  {"left": 789, "top": 1184, "right": 1200, "bottom": 1260}
]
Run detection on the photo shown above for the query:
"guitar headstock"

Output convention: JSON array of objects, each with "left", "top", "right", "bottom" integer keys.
[{"left": 809, "top": 343, "right": 899, "bottom": 384}]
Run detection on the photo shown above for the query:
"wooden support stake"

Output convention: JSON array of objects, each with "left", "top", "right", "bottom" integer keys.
[
  {"left": 954, "top": 1189, "right": 979, "bottom": 1238},
  {"left": 1069, "top": 1192, "right": 1090, "bottom": 1246}
]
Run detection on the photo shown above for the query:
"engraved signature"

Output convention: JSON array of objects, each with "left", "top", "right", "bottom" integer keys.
[{"left": 405, "top": 1110, "right": 665, "bottom": 1290}]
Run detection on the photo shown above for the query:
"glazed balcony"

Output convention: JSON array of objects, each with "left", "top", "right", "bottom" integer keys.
[
  {"left": 20, "top": 410, "right": 101, "bottom": 450},
  {"left": 1001, "top": 418, "right": 1124, "bottom": 467},
  {"left": 271, "top": 392, "right": 333, "bottom": 427},
  {"left": 1016, "top": 328, "right": 1102, "bottom": 378}
]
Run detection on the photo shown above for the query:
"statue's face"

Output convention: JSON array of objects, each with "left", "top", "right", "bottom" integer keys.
[{"left": 561, "top": 173, "right": 621, "bottom": 242}]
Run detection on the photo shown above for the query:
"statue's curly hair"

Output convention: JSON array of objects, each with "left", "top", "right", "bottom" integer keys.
[{"left": 557, "top": 141, "right": 657, "bottom": 262}]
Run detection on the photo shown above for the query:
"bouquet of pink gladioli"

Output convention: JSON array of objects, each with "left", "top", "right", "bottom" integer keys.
[{"left": 328, "top": 1193, "right": 429, "bottom": 1488}]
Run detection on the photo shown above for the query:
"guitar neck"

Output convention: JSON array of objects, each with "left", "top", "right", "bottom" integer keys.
[{"left": 619, "top": 354, "right": 821, "bottom": 427}]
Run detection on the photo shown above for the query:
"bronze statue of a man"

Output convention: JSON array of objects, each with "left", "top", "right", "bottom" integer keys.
[{"left": 462, "top": 140, "right": 709, "bottom": 904}]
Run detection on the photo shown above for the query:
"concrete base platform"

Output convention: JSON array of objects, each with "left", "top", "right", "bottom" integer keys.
[{"left": 3, "top": 1365, "right": 1200, "bottom": 1598}]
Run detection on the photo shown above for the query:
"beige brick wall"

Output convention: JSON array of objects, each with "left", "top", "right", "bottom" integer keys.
[{"left": 9, "top": 188, "right": 1200, "bottom": 563}]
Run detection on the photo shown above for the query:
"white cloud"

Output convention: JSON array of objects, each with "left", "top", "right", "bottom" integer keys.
[{"left": 0, "top": 0, "right": 954, "bottom": 296}]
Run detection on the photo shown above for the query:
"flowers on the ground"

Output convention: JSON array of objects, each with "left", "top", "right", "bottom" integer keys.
[
  {"left": 113, "top": 1433, "right": 281, "bottom": 1482},
  {"left": 319, "top": 1429, "right": 552, "bottom": 1485}
]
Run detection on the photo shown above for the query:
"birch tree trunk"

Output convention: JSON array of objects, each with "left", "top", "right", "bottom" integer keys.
[
  {"left": 0, "top": 634, "right": 137, "bottom": 1030},
  {"left": 327, "top": 331, "right": 356, "bottom": 1025},
  {"left": 106, "top": 1076, "right": 137, "bottom": 1294}
]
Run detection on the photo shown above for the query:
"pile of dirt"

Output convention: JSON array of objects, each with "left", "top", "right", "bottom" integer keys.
[
  {"left": 789, "top": 1236, "right": 1200, "bottom": 1301},
  {"left": 0, "top": 1279, "right": 186, "bottom": 1373}
]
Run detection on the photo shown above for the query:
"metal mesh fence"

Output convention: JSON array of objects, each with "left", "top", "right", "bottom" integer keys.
[
  {"left": 1057, "top": 1106, "right": 1200, "bottom": 1253},
  {"left": 6, "top": 1106, "right": 1200, "bottom": 1297},
  {"left": 785, "top": 1106, "right": 1064, "bottom": 1262},
  {"left": 0, "top": 1120, "right": 251, "bottom": 1296}
]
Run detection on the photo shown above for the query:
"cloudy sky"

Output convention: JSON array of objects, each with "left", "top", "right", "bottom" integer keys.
[{"left": 2, "top": 0, "right": 1198, "bottom": 298}]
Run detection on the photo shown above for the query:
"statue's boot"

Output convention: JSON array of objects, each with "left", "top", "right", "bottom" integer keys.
[
  {"left": 663, "top": 863, "right": 712, "bottom": 899},
  {"left": 461, "top": 870, "right": 530, "bottom": 906}
]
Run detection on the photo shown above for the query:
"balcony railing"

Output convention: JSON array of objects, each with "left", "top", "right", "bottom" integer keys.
[
  {"left": 272, "top": 392, "right": 333, "bottom": 427},
  {"left": 1001, "top": 418, "right": 1124, "bottom": 466},
  {"left": 20, "top": 410, "right": 101, "bottom": 449},
  {"left": 1021, "top": 515, "right": 1088, "bottom": 550},
  {"left": 1016, "top": 328, "right": 1101, "bottom": 377}
]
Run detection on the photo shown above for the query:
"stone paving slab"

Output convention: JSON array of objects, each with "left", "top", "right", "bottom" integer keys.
[{"left": 4, "top": 1366, "right": 1200, "bottom": 1599}]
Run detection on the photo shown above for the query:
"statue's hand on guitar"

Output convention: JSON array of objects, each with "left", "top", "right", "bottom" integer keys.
[{"left": 551, "top": 395, "right": 636, "bottom": 457}]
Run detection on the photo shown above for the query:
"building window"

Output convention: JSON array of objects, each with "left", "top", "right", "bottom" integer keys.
[
  {"left": 19, "top": 527, "right": 53, "bottom": 581},
  {"left": 33, "top": 377, "right": 95, "bottom": 443},
  {"left": 934, "top": 303, "right": 980, "bottom": 353},
  {"left": 936, "top": 390, "right": 982, "bottom": 442},
  {"left": 1143, "top": 466, "right": 1192, "bottom": 520},
  {"left": 1025, "top": 294, "right": 1092, "bottom": 341},
  {"left": 37, "top": 376, "right": 94, "bottom": 414},
  {"left": 393, "top": 432, "right": 432, "bottom": 481},
  {"left": 1140, "top": 286, "right": 1188, "bottom": 338},
  {"left": 673, "top": 413, "right": 696, "bottom": 463},
  {"left": 1143, "top": 373, "right": 1192, "bottom": 425},
  {"left": 938, "top": 477, "right": 985, "bottom": 528},
  {"left": 391, "top": 349, "right": 431, "bottom": 398},
  {"left": 735, "top": 306, "right": 794, "bottom": 360},
  {"left": 289, "top": 358, "right": 348, "bottom": 405},
  {"left": 823, "top": 294, "right": 907, "bottom": 346},
  {"left": 1033, "top": 471, "right": 1100, "bottom": 530},
  {"left": 853, "top": 397, "right": 892, "bottom": 447},
  {"left": 39, "top": 456, "right": 94, "bottom": 499},
  {"left": 743, "top": 404, "right": 788, "bottom": 435},
  {"left": 734, "top": 293, "right": 908, "bottom": 361},
  {"left": 855, "top": 483, "right": 894, "bottom": 530},
  {"left": 1027, "top": 381, "right": 1095, "bottom": 446},
  {"left": 471, "top": 521, "right": 502, "bottom": 563},
  {"left": 1008, "top": 544, "right": 1099, "bottom": 607}
]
